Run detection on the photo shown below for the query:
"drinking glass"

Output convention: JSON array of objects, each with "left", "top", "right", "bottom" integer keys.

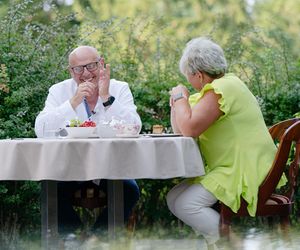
[{"left": 42, "top": 121, "right": 60, "bottom": 138}]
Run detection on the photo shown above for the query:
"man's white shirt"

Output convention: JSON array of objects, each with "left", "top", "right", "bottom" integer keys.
[{"left": 35, "top": 78, "right": 141, "bottom": 137}]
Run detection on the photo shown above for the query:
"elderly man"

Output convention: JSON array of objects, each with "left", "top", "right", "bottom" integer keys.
[{"left": 35, "top": 46, "right": 141, "bottom": 233}]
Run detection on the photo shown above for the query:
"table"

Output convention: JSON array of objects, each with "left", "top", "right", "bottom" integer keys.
[{"left": 0, "top": 136, "right": 205, "bottom": 248}]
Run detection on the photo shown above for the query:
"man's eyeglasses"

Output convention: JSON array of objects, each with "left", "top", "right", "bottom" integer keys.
[{"left": 71, "top": 61, "right": 100, "bottom": 74}]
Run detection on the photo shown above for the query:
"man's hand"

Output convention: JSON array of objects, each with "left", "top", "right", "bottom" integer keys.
[
  {"left": 70, "top": 79, "right": 95, "bottom": 109},
  {"left": 98, "top": 61, "right": 111, "bottom": 101}
]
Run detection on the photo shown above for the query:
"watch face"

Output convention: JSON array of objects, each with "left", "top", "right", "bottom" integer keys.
[{"left": 108, "top": 96, "right": 115, "bottom": 104}]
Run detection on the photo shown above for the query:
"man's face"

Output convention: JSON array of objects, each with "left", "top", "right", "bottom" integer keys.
[{"left": 68, "top": 47, "right": 101, "bottom": 86}]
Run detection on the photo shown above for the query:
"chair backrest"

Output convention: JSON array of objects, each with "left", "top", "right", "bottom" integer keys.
[
  {"left": 72, "top": 184, "right": 107, "bottom": 210},
  {"left": 269, "top": 118, "right": 300, "bottom": 141},
  {"left": 258, "top": 118, "right": 300, "bottom": 206}
]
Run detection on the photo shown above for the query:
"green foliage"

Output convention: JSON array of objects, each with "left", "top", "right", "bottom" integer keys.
[
  {"left": 224, "top": 26, "right": 300, "bottom": 126},
  {"left": 136, "top": 179, "right": 179, "bottom": 226},
  {"left": 80, "top": 16, "right": 186, "bottom": 132},
  {"left": 0, "top": 0, "right": 79, "bottom": 139},
  {"left": 0, "top": 0, "right": 80, "bottom": 238},
  {"left": 0, "top": 181, "right": 41, "bottom": 242}
]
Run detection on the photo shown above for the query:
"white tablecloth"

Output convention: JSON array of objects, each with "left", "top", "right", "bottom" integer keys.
[{"left": 0, "top": 136, "right": 205, "bottom": 180}]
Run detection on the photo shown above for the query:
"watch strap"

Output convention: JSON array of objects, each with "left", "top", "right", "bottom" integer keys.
[
  {"left": 173, "top": 92, "right": 187, "bottom": 102},
  {"left": 103, "top": 96, "right": 115, "bottom": 107}
]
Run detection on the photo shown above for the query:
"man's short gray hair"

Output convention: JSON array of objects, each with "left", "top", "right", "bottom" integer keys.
[{"left": 179, "top": 37, "right": 227, "bottom": 77}]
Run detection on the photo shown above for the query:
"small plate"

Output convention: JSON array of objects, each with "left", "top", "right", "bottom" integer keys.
[
  {"left": 65, "top": 135, "right": 99, "bottom": 139},
  {"left": 116, "top": 134, "right": 140, "bottom": 138},
  {"left": 87, "top": 134, "right": 99, "bottom": 138},
  {"left": 144, "top": 133, "right": 182, "bottom": 137}
]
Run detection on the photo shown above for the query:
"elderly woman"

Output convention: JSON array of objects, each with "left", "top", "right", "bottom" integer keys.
[{"left": 167, "top": 37, "right": 280, "bottom": 248}]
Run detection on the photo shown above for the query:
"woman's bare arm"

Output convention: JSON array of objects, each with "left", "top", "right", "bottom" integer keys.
[{"left": 174, "top": 90, "right": 223, "bottom": 137}]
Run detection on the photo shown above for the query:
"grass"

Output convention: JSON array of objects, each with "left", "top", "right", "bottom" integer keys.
[{"left": 2, "top": 223, "right": 300, "bottom": 250}]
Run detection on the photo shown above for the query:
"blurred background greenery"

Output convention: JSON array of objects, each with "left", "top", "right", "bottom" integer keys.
[{"left": 0, "top": 0, "right": 299, "bottom": 247}]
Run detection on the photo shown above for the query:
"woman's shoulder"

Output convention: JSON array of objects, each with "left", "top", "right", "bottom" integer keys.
[
  {"left": 212, "top": 73, "right": 242, "bottom": 85},
  {"left": 212, "top": 73, "right": 250, "bottom": 96}
]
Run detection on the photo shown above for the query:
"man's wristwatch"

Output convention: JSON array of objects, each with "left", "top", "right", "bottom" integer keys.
[
  {"left": 103, "top": 96, "right": 115, "bottom": 107},
  {"left": 173, "top": 92, "right": 187, "bottom": 102}
]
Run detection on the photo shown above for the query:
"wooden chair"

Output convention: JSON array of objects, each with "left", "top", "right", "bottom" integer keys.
[
  {"left": 219, "top": 118, "right": 300, "bottom": 237},
  {"left": 72, "top": 182, "right": 137, "bottom": 231},
  {"left": 72, "top": 182, "right": 107, "bottom": 210}
]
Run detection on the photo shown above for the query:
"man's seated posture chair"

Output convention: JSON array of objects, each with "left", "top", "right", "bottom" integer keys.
[
  {"left": 72, "top": 182, "right": 137, "bottom": 232},
  {"left": 219, "top": 118, "right": 300, "bottom": 237}
]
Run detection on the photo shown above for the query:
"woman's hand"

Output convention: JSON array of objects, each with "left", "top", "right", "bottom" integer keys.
[
  {"left": 169, "top": 84, "right": 190, "bottom": 107},
  {"left": 169, "top": 84, "right": 190, "bottom": 134},
  {"left": 170, "top": 84, "right": 189, "bottom": 97}
]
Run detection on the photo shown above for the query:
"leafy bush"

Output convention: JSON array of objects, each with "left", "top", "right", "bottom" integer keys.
[
  {"left": 0, "top": 0, "right": 80, "bottom": 240},
  {"left": 0, "top": 0, "right": 80, "bottom": 139},
  {"left": 85, "top": 17, "right": 185, "bottom": 132},
  {"left": 224, "top": 27, "right": 300, "bottom": 125}
]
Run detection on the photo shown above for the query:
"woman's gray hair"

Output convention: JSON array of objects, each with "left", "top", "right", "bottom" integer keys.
[{"left": 179, "top": 37, "right": 227, "bottom": 77}]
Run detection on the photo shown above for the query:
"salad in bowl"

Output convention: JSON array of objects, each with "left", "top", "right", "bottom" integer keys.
[{"left": 65, "top": 119, "right": 97, "bottom": 138}]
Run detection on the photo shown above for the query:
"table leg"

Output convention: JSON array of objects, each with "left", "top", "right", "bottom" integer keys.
[
  {"left": 41, "top": 180, "right": 58, "bottom": 249},
  {"left": 107, "top": 180, "right": 124, "bottom": 239}
]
